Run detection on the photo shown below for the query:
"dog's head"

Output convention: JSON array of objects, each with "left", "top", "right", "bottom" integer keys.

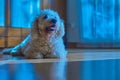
[{"left": 31, "top": 9, "right": 64, "bottom": 38}]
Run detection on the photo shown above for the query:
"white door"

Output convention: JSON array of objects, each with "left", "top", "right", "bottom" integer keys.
[{"left": 67, "top": 0, "right": 120, "bottom": 48}]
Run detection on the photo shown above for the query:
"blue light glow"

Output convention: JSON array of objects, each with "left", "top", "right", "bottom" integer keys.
[
  {"left": 10, "top": 0, "right": 40, "bottom": 28},
  {"left": 14, "top": 63, "right": 38, "bottom": 80},
  {"left": 0, "top": 0, "right": 5, "bottom": 26},
  {"left": 80, "top": 0, "right": 120, "bottom": 42}
]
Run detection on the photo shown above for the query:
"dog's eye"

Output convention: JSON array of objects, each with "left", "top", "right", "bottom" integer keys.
[{"left": 43, "top": 15, "right": 48, "bottom": 19}]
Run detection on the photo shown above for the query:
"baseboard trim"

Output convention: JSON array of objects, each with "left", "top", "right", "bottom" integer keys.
[{"left": 66, "top": 42, "right": 120, "bottom": 49}]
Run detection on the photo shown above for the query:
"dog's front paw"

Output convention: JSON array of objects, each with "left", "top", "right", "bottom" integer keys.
[
  {"left": 10, "top": 50, "right": 24, "bottom": 56},
  {"left": 3, "top": 48, "right": 24, "bottom": 57},
  {"left": 24, "top": 53, "right": 44, "bottom": 59},
  {"left": 2, "top": 48, "right": 12, "bottom": 55},
  {"left": 44, "top": 54, "right": 60, "bottom": 59}
]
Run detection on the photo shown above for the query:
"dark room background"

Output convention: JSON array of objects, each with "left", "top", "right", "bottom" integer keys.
[{"left": 0, "top": 0, "right": 120, "bottom": 49}]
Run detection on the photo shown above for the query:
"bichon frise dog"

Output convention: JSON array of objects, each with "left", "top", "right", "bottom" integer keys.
[{"left": 3, "top": 9, "right": 67, "bottom": 59}]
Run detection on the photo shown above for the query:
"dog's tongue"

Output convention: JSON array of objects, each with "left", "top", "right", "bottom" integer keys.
[{"left": 50, "top": 25, "right": 56, "bottom": 30}]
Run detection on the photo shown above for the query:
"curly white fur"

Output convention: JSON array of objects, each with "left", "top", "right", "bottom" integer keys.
[{"left": 3, "top": 9, "right": 67, "bottom": 59}]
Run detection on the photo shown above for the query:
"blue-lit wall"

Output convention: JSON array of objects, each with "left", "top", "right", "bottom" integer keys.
[
  {"left": 0, "top": 0, "right": 120, "bottom": 43},
  {"left": 0, "top": 0, "right": 5, "bottom": 26},
  {"left": 67, "top": 0, "right": 120, "bottom": 43},
  {"left": 67, "top": 0, "right": 81, "bottom": 42},
  {"left": 0, "top": 0, "right": 40, "bottom": 28},
  {"left": 10, "top": 0, "right": 40, "bottom": 28}
]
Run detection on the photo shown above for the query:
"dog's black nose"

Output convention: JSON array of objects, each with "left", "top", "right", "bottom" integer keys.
[{"left": 51, "top": 19, "right": 57, "bottom": 23}]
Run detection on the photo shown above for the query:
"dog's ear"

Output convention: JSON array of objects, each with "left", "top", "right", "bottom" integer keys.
[
  {"left": 55, "top": 19, "right": 65, "bottom": 38},
  {"left": 31, "top": 18, "right": 39, "bottom": 38},
  {"left": 60, "top": 19, "right": 65, "bottom": 35}
]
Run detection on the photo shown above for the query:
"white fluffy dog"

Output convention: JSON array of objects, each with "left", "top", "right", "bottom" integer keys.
[{"left": 3, "top": 9, "right": 67, "bottom": 59}]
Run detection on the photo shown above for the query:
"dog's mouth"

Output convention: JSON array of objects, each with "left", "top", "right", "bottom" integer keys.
[{"left": 46, "top": 24, "right": 56, "bottom": 32}]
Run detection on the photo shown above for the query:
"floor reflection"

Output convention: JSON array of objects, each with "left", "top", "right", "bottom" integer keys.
[
  {"left": 0, "top": 62, "right": 39, "bottom": 80},
  {"left": 14, "top": 63, "right": 39, "bottom": 80},
  {"left": 80, "top": 59, "right": 120, "bottom": 80},
  {"left": 34, "top": 60, "right": 67, "bottom": 80},
  {"left": 0, "top": 59, "right": 120, "bottom": 80},
  {"left": 50, "top": 61, "right": 67, "bottom": 80},
  {"left": 0, "top": 60, "right": 67, "bottom": 80},
  {"left": 0, "top": 64, "right": 10, "bottom": 80}
]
